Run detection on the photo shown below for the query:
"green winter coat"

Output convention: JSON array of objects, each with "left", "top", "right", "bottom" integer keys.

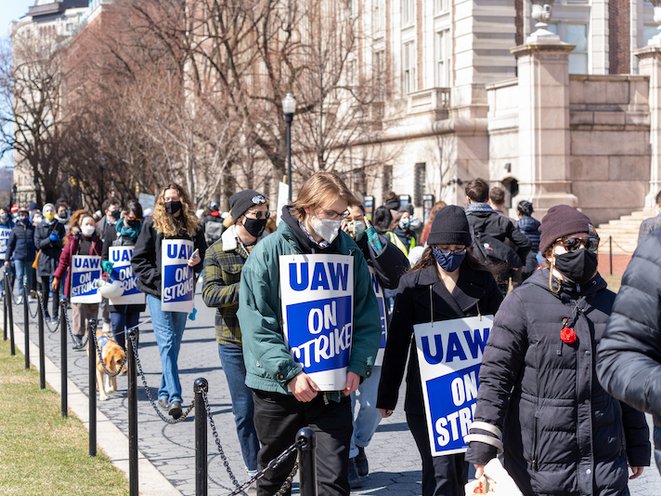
[{"left": 237, "top": 216, "right": 381, "bottom": 400}]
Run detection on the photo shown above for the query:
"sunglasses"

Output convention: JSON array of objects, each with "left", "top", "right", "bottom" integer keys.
[
  {"left": 246, "top": 210, "right": 270, "bottom": 220},
  {"left": 560, "top": 236, "right": 600, "bottom": 253},
  {"left": 126, "top": 217, "right": 143, "bottom": 222},
  {"left": 432, "top": 246, "right": 467, "bottom": 255}
]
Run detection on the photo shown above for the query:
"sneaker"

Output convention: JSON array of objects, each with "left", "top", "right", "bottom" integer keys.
[
  {"left": 16, "top": 296, "right": 23, "bottom": 305},
  {"left": 72, "top": 335, "right": 84, "bottom": 350},
  {"left": 348, "top": 457, "right": 364, "bottom": 489},
  {"left": 168, "top": 400, "right": 183, "bottom": 419},
  {"left": 355, "top": 447, "right": 369, "bottom": 477},
  {"left": 157, "top": 397, "right": 170, "bottom": 410}
]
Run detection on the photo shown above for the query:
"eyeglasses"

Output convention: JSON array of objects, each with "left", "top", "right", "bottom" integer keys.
[
  {"left": 317, "top": 209, "right": 350, "bottom": 220},
  {"left": 560, "top": 236, "right": 600, "bottom": 253},
  {"left": 432, "top": 246, "right": 467, "bottom": 255},
  {"left": 245, "top": 210, "right": 270, "bottom": 220}
]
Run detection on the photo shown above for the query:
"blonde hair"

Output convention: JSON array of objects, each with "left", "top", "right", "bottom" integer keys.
[
  {"left": 152, "top": 183, "right": 200, "bottom": 237},
  {"left": 293, "top": 172, "right": 358, "bottom": 220}
]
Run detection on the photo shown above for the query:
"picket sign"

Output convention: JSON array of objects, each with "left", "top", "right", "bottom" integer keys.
[
  {"left": 368, "top": 267, "right": 388, "bottom": 367},
  {"left": 0, "top": 226, "right": 10, "bottom": 260},
  {"left": 161, "top": 239, "right": 195, "bottom": 313},
  {"left": 279, "top": 254, "right": 354, "bottom": 391},
  {"left": 70, "top": 255, "right": 103, "bottom": 304},
  {"left": 108, "top": 246, "right": 145, "bottom": 305},
  {"left": 413, "top": 315, "right": 494, "bottom": 457}
]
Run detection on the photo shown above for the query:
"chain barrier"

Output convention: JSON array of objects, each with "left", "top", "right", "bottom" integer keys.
[
  {"left": 63, "top": 306, "right": 88, "bottom": 348},
  {"left": 609, "top": 237, "right": 635, "bottom": 255},
  {"left": 27, "top": 292, "right": 40, "bottom": 319},
  {"left": 127, "top": 331, "right": 194, "bottom": 425},
  {"left": 39, "top": 291, "right": 60, "bottom": 333},
  {"left": 90, "top": 321, "right": 127, "bottom": 377}
]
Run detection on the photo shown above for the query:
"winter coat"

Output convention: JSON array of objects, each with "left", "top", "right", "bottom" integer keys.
[
  {"left": 517, "top": 215, "right": 541, "bottom": 253},
  {"left": 33, "top": 220, "right": 66, "bottom": 277},
  {"left": 203, "top": 213, "right": 225, "bottom": 246},
  {"left": 237, "top": 206, "right": 382, "bottom": 399},
  {"left": 377, "top": 264, "right": 503, "bottom": 415},
  {"left": 355, "top": 230, "right": 409, "bottom": 290},
  {"left": 101, "top": 224, "right": 146, "bottom": 313},
  {"left": 637, "top": 213, "right": 661, "bottom": 244},
  {"left": 466, "top": 206, "right": 531, "bottom": 264},
  {"left": 53, "top": 234, "right": 102, "bottom": 299},
  {"left": 465, "top": 269, "right": 651, "bottom": 496},
  {"left": 131, "top": 216, "right": 207, "bottom": 299},
  {"left": 6, "top": 220, "right": 36, "bottom": 262},
  {"left": 597, "top": 229, "right": 661, "bottom": 474}
]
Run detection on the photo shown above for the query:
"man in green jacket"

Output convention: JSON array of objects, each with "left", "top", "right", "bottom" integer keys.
[{"left": 238, "top": 172, "right": 381, "bottom": 496}]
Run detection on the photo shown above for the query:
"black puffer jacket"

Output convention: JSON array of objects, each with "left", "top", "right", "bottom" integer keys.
[
  {"left": 6, "top": 220, "right": 36, "bottom": 262},
  {"left": 465, "top": 269, "right": 650, "bottom": 496},
  {"left": 597, "top": 229, "right": 661, "bottom": 474},
  {"left": 34, "top": 220, "right": 66, "bottom": 277}
]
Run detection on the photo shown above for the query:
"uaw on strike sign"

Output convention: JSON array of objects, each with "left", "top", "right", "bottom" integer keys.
[
  {"left": 280, "top": 254, "right": 354, "bottom": 391},
  {"left": 109, "top": 246, "right": 145, "bottom": 305},
  {"left": 369, "top": 268, "right": 388, "bottom": 366},
  {"left": 414, "top": 315, "right": 493, "bottom": 457},
  {"left": 70, "top": 255, "right": 102, "bottom": 303},
  {"left": 161, "top": 239, "right": 195, "bottom": 313}
]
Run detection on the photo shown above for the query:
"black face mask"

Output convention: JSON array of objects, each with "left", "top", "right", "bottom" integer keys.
[
  {"left": 554, "top": 249, "right": 598, "bottom": 284},
  {"left": 165, "top": 201, "right": 182, "bottom": 216},
  {"left": 242, "top": 217, "right": 267, "bottom": 238},
  {"left": 109, "top": 210, "right": 120, "bottom": 221}
]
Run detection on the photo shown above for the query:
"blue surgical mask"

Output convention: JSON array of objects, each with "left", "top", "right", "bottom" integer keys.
[{"left": 432, "top": 248, "right": 465, "bottom": 273}]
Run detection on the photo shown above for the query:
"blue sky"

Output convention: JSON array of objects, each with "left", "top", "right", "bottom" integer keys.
[{"left": 1, "top": 1, "right": 33, "bottom": 38}]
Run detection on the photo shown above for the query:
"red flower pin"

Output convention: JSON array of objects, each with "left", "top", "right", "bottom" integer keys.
[{"left": 560, "top": 327, "right": 577, "bottom": 344}]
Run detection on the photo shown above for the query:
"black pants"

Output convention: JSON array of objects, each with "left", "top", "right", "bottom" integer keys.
[
  {"left": 39, "top": 275, "right": 59, "bottom": 319},
  {"left": 252, "top": 390, "right": 352, "bottom": 496},
  {"left": 407, "top": 411, "right": 468, "bottom": 496}
]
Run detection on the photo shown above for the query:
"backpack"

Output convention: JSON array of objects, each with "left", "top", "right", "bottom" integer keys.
[
  {"left": 204, "top": 221, "right": 224, "bottom": 246},
  {"left": 469, "top": 227, "right": 522, "bottom": 271}
]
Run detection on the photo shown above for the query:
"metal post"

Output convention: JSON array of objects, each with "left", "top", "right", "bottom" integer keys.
[
  {"left": 38, "top": 293, "right": 45, "bottom": 389},
  {"left": 194, "top": 377, "right": 209, "bottom": 496},
  {"left": 609, "top": 235, "right": 613, "bottom": 276},
  {"left": 297, "top": 427, "right": 318, "bottom": 496},
  {"left": 2, "top": 273, "right": 7, "bottom": 341},
  {"left": 8, "top": 273, "right": 15, "bottom": 356},
  {"left": 23, "top": 283, "right": 30, "bottom": 369},
  {"left": 127, "top": 328, "right": 139, "bottom": 496},
  {"left": 285, "top": 113, "right": 293, "bottom": 201},
  {"left": 60, "top": 300, "right": 68, "bottom": 417},
  {"left": 88, "top": 318, "right": 97, "bottom": 457}
]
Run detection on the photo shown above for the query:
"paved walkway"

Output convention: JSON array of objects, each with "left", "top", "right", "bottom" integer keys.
[{"left": 6, "top": 285, "right": 661, "bottom": 496}]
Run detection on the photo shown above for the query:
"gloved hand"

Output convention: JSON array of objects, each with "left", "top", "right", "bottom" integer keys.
[
  {"left": 188, "top": 307, "right": 197, "bottom": 321},
  {"left": 49, "top": 231, "right": 60, "bottom": 243},
  {"left": 102, "top": 260, "right": 114, "bottom": 275}
]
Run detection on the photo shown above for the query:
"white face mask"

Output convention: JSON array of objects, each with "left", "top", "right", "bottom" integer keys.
[
  {"left": 311, "top": 216, "right": 342, "bottom": 244},
  {"left": 81, "top": 225, "right": 96, "bottom": 238},
  {"left": 347, "top": 220, "right": 366, "bottom": 241}
]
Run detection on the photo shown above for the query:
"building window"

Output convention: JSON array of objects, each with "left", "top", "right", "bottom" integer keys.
[
  {"left": 435, "top": 29, "right": 451, "bottom": 87},
  {"left": 402, "top": 41, "right": 416, "bottom": 94},
  {"left": 374, "top": 50, "right": 386, "bottom": 100},
  {"left": 548, "top": 23, "right": 589, "bottom": 74},
  {"left": 414, "top": 163, "right": 426, "bottom": 207},
  {"left": 436, "top": 0, "right": 449, "bottom": 14},
  {"left": 644, "top": 24, "right": 659, "bottom": 46},
  {"left": 402, "top": 0, "right": 415, "bottom": 27},
  {"left": 374, "top": 0, "right": 385, "bottom": 33},
  {"left": 382, "top": 164, "right": 393, "bottom": 199}
]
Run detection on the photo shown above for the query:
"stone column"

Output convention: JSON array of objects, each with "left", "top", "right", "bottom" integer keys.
[
  {"left": 637, "top": 46, "right": 661, "bottom": 208},
  {"left": 511, "top": 39, "right": 578, "bottom": 211}
]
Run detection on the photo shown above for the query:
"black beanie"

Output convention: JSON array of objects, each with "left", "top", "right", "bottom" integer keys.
[
  {"left": 229, "top": 190, "right": 267, "bottom": 221},
  {"left": 426, "top": 205, "right": 472, "bottom": 246},
  {"left": 539, "top": 205, "right": 595, "bottom": 255}
]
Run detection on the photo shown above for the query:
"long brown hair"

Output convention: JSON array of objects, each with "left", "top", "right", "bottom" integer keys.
[
  {"left": 292, "top": 172, "right": 357, "bottom": 220},
  {"left": 152, "top": 183, "right": 200, "bottom": 237}
]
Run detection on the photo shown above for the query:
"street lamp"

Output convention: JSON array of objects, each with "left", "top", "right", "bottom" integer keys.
[{"left": 282, "top": 93, "right": 297, "bottom": 201}]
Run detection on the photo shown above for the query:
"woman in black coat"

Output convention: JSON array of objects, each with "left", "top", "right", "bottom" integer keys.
[
  {"left": 377, "top": 206, "right": 503, "bottom": 496},
  {"left": 465, "top": 205, "right": 650, "bottom": 496},
  {"left": 34, "top": 203, "right": 66, "bottom": 323}
]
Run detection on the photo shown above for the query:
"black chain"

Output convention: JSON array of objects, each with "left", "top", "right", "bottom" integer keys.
[
  {"left": 127, "top": 331, "right": 194, "bottom": 425},
  {"left": 63, "top": 305, "right": 88, "bottom": 348},
  {"left": 27, "top": 291, "right": 40, "bottom": 319},
  {"left": 90, "top": 320, "right": 127, "bottom": 377},
  {"left": 39, "top": 292, "right": 60, "bottom": 333}
]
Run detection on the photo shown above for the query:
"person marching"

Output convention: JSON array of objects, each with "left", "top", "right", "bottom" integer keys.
[
  {"left": 101, "top": 199, "right": 145, "bottom": 350},
  {"left": 377, "top": 205, "right": 503, "bottom": 496},
  {"left": 132, "top": 184, "right": 206, "bottom": 419},
  {"left": 465, "top": 205, "right": 650, "bottom": 496},
  {"left": 343, "top": 202, "right": 409, "bottom": 487},
  {"left": 4, "top": 207, "right": 36, "bottom": 304},
  {"left": 0, "top": 206, "right": 14, "bottom": 296},
  {"left": 52, "top": 212, "right": 102, "bottom": 349},
  {"left": 237, "top": 172, "right": 381, "bottom": 495},
  {"left": 34, "top": 203, "right": 66, "bottom": 325},
  {"left": 202, "top": 189, "right": 270, "bottom": 481}
]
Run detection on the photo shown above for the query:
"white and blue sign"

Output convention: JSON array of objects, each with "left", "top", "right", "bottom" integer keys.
[
  {"left": 279, "top": 254, "right": 354, "bottom": 391},
  {"left": 0, "top": 226, "right": 10, "bottom": 259},
  {"left": 161, "top": 239, "right": 195, "bottom": 313},
  {"left": 414, "top": 315, "right": 494, "bottom": 457},
  {"left": 70, "top": 255, "right": 102, "bottom": 304},
  {"left": 369, "top": 268, "right": 388, "bottom": 366},
  {"left": 109, "top": 246, "right": 145, "bottom": 306}
]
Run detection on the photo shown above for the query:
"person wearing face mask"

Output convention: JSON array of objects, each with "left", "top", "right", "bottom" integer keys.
[
  {"left": 202, "top": 189, "right": 269, "bottom": 483},
  {"left": 387, "top": 209, "right": 420, "bottom": 257},
  {"left": 0, "top": 207, "right": 15, "bottom": 295},
  {"left": 4, "top": 207, "right": 36, "bottom": 305},
  {"left": 465, "top": 205, "right": 650, "bottom": 496},
  {"left": 237, "top": 172, "right": 381, "bottom": 496},
  {"left": 343, "top": 202, "right": 409, "bottom": 487},
  {"left": 377, "top": 205, "right": 502, "bottom": 496},
  {"left": 34, "top": 203, "right": 66, "bottom": 324},
  {"left": 52, "top": 213, "right": 103, "bottom": 348},
  {"left": 97, "top": 199, "right": 122, "bottom": 331},
  {"left": 55, "top": 202, "right": 70, "bottom": 227},
  {"left": 101, "top": 200, "right": 145, "bottom": 350},
  {"left": 132, "top": 183, "right": 206, "bottom": 419}
]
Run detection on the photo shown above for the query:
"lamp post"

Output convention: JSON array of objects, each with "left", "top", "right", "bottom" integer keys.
[{"left": 282, "top": 93, "right": 297, "bottom": 201}]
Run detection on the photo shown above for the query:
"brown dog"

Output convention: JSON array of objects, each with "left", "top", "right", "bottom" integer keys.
[{"left": 90, "top": 331, "right": 126, "bottom": 401}]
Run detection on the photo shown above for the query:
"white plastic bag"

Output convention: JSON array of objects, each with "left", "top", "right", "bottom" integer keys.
[{"left": 464, "top": 458, "right": 524, "bottom": 496}]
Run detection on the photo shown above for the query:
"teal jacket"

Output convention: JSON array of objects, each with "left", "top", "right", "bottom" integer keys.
[{"left": 238, "top": 212, "right": 381, "bottom": 399}]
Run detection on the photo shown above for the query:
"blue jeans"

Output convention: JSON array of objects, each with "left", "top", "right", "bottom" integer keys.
[
  {"left": 14, "top": 259, "right": 33, "bottom": 298},
  {"left": 110, "top": 309, "right": 141, "bottom": 350},
  {"left": 218, "top": 344, "right": 259, "bottom": 472},
  {"left": 350, "top": 365, "right": 382, "bottom": 459},
  {"left": 147, "top": 294, "right": 187, "bottom": 403}
]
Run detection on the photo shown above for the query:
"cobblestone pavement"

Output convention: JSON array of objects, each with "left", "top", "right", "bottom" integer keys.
[{"left": 8, "top": 287, "right": 661, "bottom": 496}]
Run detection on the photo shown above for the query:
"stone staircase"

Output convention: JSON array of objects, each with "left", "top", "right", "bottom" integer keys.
[{"left": 597, "top": 209, "right": 655, "bottom": 255}]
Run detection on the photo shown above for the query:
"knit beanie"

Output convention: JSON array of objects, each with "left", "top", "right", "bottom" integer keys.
[
  {"left": 539, "top": 205, "right": 595, "bottom": 255},
  {"left": 229, "top": 190, "right": 267, "bottom": 221},
  {"left": 426, "top": 205, "right": 472, "bottom": 246},
  {"left": 43, "top": 203, "right": 55, "bottom": 213}
]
